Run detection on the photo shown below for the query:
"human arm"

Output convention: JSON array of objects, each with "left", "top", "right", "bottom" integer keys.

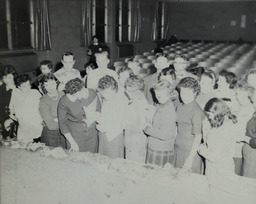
[
  {"left": 144, "top": 104, "right": 176, "bottom": 141},
  {"left": 57, "top": 98, "right": 79, "bottom": 151}
]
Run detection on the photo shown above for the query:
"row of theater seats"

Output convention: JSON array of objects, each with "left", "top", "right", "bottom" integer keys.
[{"left": 114, "top": 42, "right": 256, "bottom": 79}]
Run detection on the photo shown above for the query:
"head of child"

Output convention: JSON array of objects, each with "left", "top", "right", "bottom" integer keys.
[
  {"left": 204, "top": 98, "right": 237, "bottom": 128},
  {"left": 200, "top": 71, "right": 216, "bottom": 94},
  {"left": 127, "top": 59, "right": 140, "bottom": 75},
  {"left": 153, "top": 80, "right": 174, "bottom": 104},
  {"left": 154, "top": 55, "right": 169, "bottom": 73},
  {"left": 2, "top": 65, "right": 17, "bottom": 87},
  {"left": 159, "top": 67, "right": 176, "bottom": 85},
  {"left": 125, "top": 75, "right": 144, "bottom": 100},
  {"left": 65, "top": 78, "right": 86, "bottom": 100},
  {"left": 61, "top": 52, "right": 75, "bottom": 71},
  {"left": 234, "top": 80, "right": 254, "bottom": 106},
  {"left": 173, "top": 54, "right": 189, "bottom": 73},
  {"left": 84, "top": 62, "right": 96, "bottom": 75},
  {"left": 92, "top": 35, "right": 99, "bottom": 45},
  {"left": 97, "top": 75, "right": 118, "bottom": 101},
  {"left": 217, "top": 70, "right": 237, "bottom": 92},
  {"left": 15, "top": 74, "right": 31, "bottom": 93},
  {"left": 117, "top": 66, "right": 134, "bottom": 87},
  {"left": 245, "top": 69, "right": 256, "bottom": 89},
  {"left": 177, "top": 77, "right": 200, "bottom": 104},
  {"left": 41, "top": 73, "right": 58, "bottom": 95},
  {"left": 95, "top": 51, "right": 109, "bottom": 69},
  {"left": 40, "top": 60, "right": 53, "bottom": 75}
]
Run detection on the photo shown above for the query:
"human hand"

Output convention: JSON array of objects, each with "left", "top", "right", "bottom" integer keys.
[
  {"left": 4, "top": 119, "right": 13, "bottom": 131},
  {"left": 69, "top": 141, "right": 79, "bottom": 152},
  {"left": 87, "top": 49, "right": 92, "bottom": 55}
]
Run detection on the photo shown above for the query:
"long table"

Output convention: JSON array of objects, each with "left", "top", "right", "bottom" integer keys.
[{"left": 1, "top": 147, "right": 256, "bottom": 204}]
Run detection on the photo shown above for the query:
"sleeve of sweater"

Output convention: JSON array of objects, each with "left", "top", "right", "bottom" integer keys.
[
  {"left": 57, "top": 97, "right": 70, "bottom": 135},
  {"left": 39, "top": 99, "right": 58, "bottom": 130},
  {"left": 144, "top": 103, "right": 176, "bottom": 140}
]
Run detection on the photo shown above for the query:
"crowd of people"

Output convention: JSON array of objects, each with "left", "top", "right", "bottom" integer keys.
[{"left": 0, "top": 43, "right": 256, "bottom": 180}]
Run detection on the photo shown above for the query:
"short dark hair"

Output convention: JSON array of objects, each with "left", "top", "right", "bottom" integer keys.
[
  {"left": 65, "top": 78, "right": 84, "bottom": 95},
  {"left": 204, "top": 97, "right": 237, "bottom": 128},
  {"left": 62, "top": 52, "right": 75, "bottom": 60},
  {"left": 177, "top": 77, "right": 201, "bottom": 97},
  {"left": 40, "top": 73, "right": 58, "bottom": 94},
  {"left": 1, "top": 65, "right": 17, "bottom": 78},
  {"left": 117, "top": 66, "right": 134, "bottom": 76},
  {"left": 39, "top": 60, "right": 53, "bottom": 70},
  {"left": 84, "top": 62, "right": 96, "bottom": 70},
  {"left": 98, "top": 75, "right": 118, "bottom": 91},
  {"left": 92, "top": 35, "right": 99, "bottom": 41},
  {"left": 159, "top": 67, "right": 176, "bottom": 81},
  {"left": 219, "top": 70, "right": 237, "bottom": 89},
  {"left": 15, "top": 74, "right": 31, "bottom": 87}
]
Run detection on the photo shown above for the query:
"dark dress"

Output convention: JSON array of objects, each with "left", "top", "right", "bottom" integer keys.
[
  {"left": 174, "top": 101, "right": 205, "bottom": 174},
  {"left": 39, "top": 91, "right": 66, "bottom": 148},
  {"left": 58, "top": 89, "right": 101, "bottom": 152},
  {"left": 0, "top": 84, "right": 17, "bottom": 138}
]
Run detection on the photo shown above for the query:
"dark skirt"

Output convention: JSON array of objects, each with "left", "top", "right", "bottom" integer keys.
[
  {"left": 146, "top": 147, "right": 174, "bottom": 167},
  {"left": 67, "top": 121, "right": 98, "bottom": 153},
  {"left": 41, "top": 127, "right": 67, "bottom": 149},
  {"left": 174, "top": 145, "right": 202, "bottom": 174}
]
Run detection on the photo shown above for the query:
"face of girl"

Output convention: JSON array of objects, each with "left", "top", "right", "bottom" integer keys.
[
  {"left": 99, "top": 88, "right": 117, "bottom": 101},
  {"left": 125, "top": 85, "right": 140, "bottom": 100},
  {"left": 200, "top": 75, "right": 213, "bottom": 94},
  {"left": 19, "top": 81, "right": 31, "bottom": 93},
  {"left": 247, "top": 74, "right": 256, "bottom": 89},
  {"left": 155, "top": 89, "right": 169, "bottom": 104},
  {"left": 3, "top": 74, "right": 14, "bottom": 86},
  {"left": 119, "top": 71, "right": 130, "bottom": 87},
  {"left": 44, "top": 79, "right": 57, "bottom": 95},
  {"left": 180, "top": 87, "right": 196, "bottom": 104},
  {"left": 217, "top": 76, "right": 229, "bottom": 91},
  {"left": 173, "top": 57, "right": 188, "bottom": 72},
  {"left": 40, "top": 65, "right": 52, "bottom": 75}
]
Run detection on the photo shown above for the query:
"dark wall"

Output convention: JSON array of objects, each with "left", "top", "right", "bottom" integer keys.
[
  {"left": 36, "top": 0, "right": 87, "bottom": 71},
  {"left": 168, "top": 1, "right": 256, "bottom": 41},
  {"left": 35, "top": 0, "right": 157, "bottom": 70}
]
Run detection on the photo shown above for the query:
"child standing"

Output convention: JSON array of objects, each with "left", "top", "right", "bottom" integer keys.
[
  {"left": 96, "top": 75, "right": 129, "bottom": 159},
  {"left": 124, "top": 75, "right": 151, "bottom": 163},
  {"left": 144, "top": 80, "right": 177, "bottom": 167},
  {"left": 174, "top": 77, "right": 204, "bottom": 174},
  {"left": 9, "top": 74, "right": 43, "bottom": 143}
]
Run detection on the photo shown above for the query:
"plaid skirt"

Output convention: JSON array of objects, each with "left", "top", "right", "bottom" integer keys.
[
  {"left": 41, "top": 127, "right": 67, "bottom": 149},
  {"left": 146, "top": 147, "right": 174, "bottom": 167}
]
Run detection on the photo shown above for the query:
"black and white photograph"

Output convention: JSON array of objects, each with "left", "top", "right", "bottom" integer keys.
[{"left": 0, "top": 0, "right": 256, "bottom": 203}]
